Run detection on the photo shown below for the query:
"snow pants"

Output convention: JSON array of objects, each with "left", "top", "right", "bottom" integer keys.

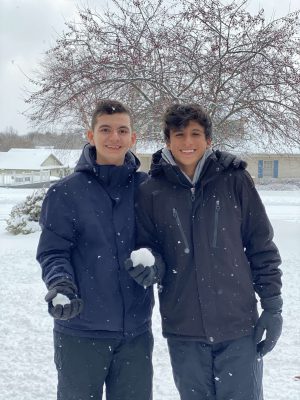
[
  {"left": 167, "top": 335, "right": 263, "bottom": 400},
  {"left": 53, "top": 330, "right": 153, "bottom": 400}
]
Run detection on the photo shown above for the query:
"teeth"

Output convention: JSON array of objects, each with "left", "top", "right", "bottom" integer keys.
[{"left": 181, "top": 150, "right": 195, "bottom": 153}]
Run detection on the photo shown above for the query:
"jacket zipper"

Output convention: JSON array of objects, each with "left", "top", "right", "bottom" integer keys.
[
  {"left": 173, "top": 208, "right": 190, "bottom": 254},
  {"left": 191, "top": 187, "right": 196, "bottom": 202},
  {"left": 212, "top": 200, "right": 220, "bottom": 248}
]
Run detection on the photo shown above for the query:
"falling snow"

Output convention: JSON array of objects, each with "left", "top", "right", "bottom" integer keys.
[{"left": 0, "top": 188, "right": 299, "bottom": 399}]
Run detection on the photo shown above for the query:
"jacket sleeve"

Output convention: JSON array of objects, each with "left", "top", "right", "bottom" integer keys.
[
  {"left": 135, "top": 182, "right": 166, "bottom": 280},
  {"left": 239, "top": 171, "right": 282, "bottom": 299},
  {"left": 36, "top": 184, "right": 78, "bottom": 288},
  {"left": 135, "top": 183, "right": 160, "bottom": 251}
]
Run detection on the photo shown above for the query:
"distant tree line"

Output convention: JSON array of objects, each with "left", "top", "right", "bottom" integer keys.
[{"left": 0, "top": 127, "right": 86, "bottom": 152}]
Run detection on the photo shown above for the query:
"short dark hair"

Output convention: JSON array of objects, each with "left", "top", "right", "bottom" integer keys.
[
  {"left": 162, "top": 103, "right": 212, "bottom": 141},
  {"left": 91, "top": 100, "right": 133, "bottom": 130}
]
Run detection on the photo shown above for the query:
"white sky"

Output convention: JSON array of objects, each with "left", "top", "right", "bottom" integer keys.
[{"left": 0, "top": 0, "right": 299, "bottom": 135}]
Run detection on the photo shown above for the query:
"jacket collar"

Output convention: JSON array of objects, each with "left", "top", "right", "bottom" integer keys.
[
  {"left": 150, "top": 147, "right": 220, "bottom": 188},
  {"left": 161, "top": 147, "right": 213, "bottom": 185},
  {"left": 75, "top": 144, "right": 139, "bottom": 187}
]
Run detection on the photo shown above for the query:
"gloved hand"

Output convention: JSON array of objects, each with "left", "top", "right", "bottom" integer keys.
[
  {"left": 125, "top": 248, "right": 165, "bottom": 288},
  {"left": 215, "top": 149, "right": 247, "bottom": 169},
  {"left": 124, "top": 259, "right": 159, "bottom": 287},
  {"left": 254, "top": 295, "right": 283, "bottom": 357},
  {"left": 45, "top": 279, "right": 83, "bottom": 320}
]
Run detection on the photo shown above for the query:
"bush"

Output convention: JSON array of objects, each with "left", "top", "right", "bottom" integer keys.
[{"left": 6, "top": 188, "right": 46, "bottom": 235}]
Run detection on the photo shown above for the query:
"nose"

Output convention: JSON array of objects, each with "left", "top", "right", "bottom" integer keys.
[
  {"left": 109, "top": 129, "right": 120, "bottom": 140},
  {"left": 183, "top": 133, "right": 193, "bottom": 146}
]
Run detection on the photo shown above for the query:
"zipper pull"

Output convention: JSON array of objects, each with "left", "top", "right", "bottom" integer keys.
[{"left": 191, "top": 187, "right": 196, "bottom": 202}]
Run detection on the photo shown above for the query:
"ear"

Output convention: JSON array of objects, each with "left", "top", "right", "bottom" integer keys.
[
  {"left": 87, "top": 129, "right": 95, "bottom": 145},
  {"left": 130, "top": 132, "right": 137, "bottom": 148},
  {"left": 206, "top": 138, "right": 212, "bottom": 148}
]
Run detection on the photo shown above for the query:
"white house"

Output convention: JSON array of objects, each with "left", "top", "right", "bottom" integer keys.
[{"left": 0, "top": 148, "right": 82, "bottom": 187}]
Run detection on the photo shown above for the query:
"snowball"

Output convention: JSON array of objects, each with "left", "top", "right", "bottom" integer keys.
[
  {"left": 52, "top": 293, "right": 71, "bottom": 306},
  {"left": 130, "top": 248, "right": 155, "bottom": 267}
]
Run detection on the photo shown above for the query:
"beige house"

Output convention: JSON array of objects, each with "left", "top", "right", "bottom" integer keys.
[
  {"left": 243, "top": 153, "right": 300, "bottom": 180},
  {"left": 235, "top": 139, "right": 300, "bottom": 181},
  {"left": 135, "top": 139, "right": 300, "bottom": 181}
]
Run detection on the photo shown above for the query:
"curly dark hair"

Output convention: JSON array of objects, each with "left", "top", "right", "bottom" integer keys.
[
  {"left": 162, "top": 103, "right": 212, "bottom": 141},
  {"left": 91, "top": 100, "right": 133, "bottom": 130}
]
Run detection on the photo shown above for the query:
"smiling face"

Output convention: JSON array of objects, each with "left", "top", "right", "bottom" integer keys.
[
  {"left": 167, "top": 120, "right": 212, "bottom": 178},
  {"left": 87, "top": 112, "right": 136, "bottom": 166}
]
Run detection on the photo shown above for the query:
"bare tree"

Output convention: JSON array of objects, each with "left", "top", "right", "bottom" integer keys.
[{"left": 25, "top": 0, "right": 300, "bottom": 147}]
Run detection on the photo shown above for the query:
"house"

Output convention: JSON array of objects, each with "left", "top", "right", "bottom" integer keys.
[
  {"left": 135, "top": 138, "right": 300, "bottom": 182},
  {"left": 233, "top": 138, "right": 300, "bottom": 181},
  {"left": 0, "top": 148, "right": 82, "bottom": 187}
]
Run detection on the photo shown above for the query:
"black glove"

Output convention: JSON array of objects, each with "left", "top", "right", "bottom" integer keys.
[
  {"left": 254, "top": 295, "right": 283, "bottom": 357},
  {"left": 215, "top": 150, "right": 247, "bottom": 169},
  {"left": 45, "top": 279, "right": 83, "bottom": 320},
  {"left": 124, "top": 249, "right": 167, "bottom": 288}
]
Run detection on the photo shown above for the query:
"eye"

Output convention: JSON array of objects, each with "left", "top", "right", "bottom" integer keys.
[
  {"left": 118, "top": 129, "right": 129, "bottom": 135},
  {"left": 99, "top": 127, "right": 110, "bottom": 134}
]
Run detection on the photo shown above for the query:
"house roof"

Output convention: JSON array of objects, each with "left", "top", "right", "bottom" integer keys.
[
  {"left": 219, "top": 132, "right": 300, "bottom": 155},
  {"left": 0, "top": 148, "right": 82, "bottom": 170}
]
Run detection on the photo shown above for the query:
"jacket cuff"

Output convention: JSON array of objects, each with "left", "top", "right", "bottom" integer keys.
[
  {"left": 261, "top": 295, "right": 283, "bottom": 313},
  {"left": 47, "top": 277, "right": 77, "bottom": 292}
]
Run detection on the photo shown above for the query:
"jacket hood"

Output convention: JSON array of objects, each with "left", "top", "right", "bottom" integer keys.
[
  {"left": 150, "top": 147, "right": 246, "bottom": 186},
  {"left": 75, "top": 143, "right": 141, "bottom": 186}
]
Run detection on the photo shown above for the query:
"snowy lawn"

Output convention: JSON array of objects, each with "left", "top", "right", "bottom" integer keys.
[{"left": 0, "top": 187, "right": 299, "bottom": 399}]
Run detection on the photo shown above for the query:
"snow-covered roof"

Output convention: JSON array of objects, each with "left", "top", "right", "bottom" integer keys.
[
  {"left": 136, "top": 137, "right": 300, "bottom": 156},
  {"left": 0, "top": 149, "right": 61, "bottom": 170},
  {"left": 51, "top": 149, "right": 82, "bottom": 168},
  {"left": 219, "top": 132, "right": 300, "bottom": 156},
  {"left": 0, "top": 148, "right": 82, "bottom": 170}
]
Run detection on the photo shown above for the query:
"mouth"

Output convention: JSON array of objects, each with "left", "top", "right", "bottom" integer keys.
[
  {"left": 180, "top": 149, "right": 196, "bottom": 154},
  {"left": 106, "top": 145, "right": 122, "bottom": 150}
]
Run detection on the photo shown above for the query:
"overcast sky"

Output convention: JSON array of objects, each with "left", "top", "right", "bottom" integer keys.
[{"left": 0, "top": 0, "right": 299, "bottom": 135}]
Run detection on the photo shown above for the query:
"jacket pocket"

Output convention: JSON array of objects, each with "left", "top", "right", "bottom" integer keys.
[
  {"left": 172, "top": 208, "right": 190, "bottom": 254},
  {"left": 212, "top": 200, "right": 220, "bottom": 248}
]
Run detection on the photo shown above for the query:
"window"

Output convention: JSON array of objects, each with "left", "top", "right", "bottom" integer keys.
[
  {"left": 15, "top": 177, "right": 24, "bottom": 183},
  {"left": 258, "top": 160, "right": 279, "bottom": 178},
  {"left": 263, "top": 161, "right": 273, "bottom": 177}
]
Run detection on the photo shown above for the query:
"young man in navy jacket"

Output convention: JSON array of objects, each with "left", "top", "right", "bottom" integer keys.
[
  {"left": 126, "top": 103, "right": 283, "bottom": 400},
  {"left": 37, "top": 100, "right": 153, "bottom": 400}
]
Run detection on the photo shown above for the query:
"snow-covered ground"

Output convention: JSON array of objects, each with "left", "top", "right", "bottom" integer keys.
[{"left": 0, "top": 187, "right": 299, "bottom": 399}]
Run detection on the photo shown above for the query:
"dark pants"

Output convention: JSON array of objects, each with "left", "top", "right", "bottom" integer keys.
[
  {"left": 167, "top": 335, "right": 263, "bottom": 400},
  {"left": 54, "top": 330, "right": 153, "bottom": 400}
]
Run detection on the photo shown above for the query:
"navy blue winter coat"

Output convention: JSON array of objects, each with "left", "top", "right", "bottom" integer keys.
[{"left": 37, "top": 144, "right": 153, "bottom": 338}]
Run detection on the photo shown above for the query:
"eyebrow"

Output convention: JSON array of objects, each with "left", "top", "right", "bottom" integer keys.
[
  {"left": 98, "top": 124, "right": 130, "bottom": 129},
  {"left": 172, "top": 128, "right": 203, "bottom": 133}
]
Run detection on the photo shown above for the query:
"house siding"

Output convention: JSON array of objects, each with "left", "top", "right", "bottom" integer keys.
[{"left": 245, "top": 155, "right": 300, "bottom": 179}]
